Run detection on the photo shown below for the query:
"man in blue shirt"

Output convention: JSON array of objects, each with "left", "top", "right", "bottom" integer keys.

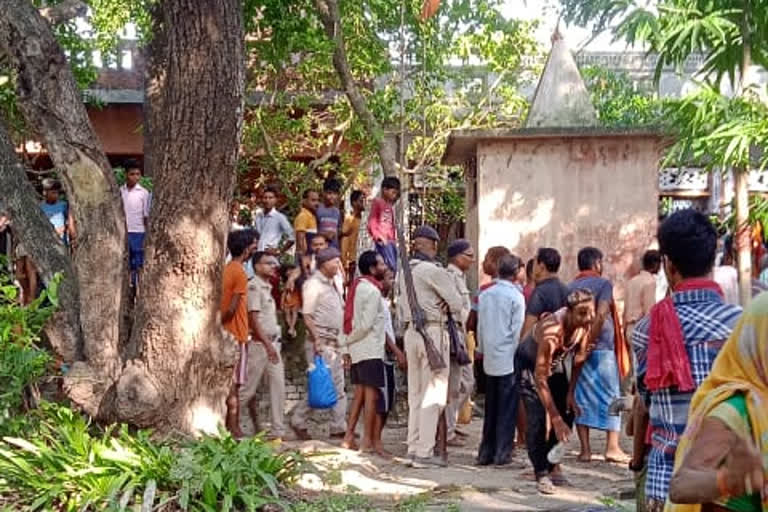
[
  {"left": 476, "top": 254, "right": 525, "bottom": 466},
  {"left": 40, "top": 179, "right": 75, "bottom": 247},
  {"left": 253, "top": 186, "right": 294, "bottom": 254}
]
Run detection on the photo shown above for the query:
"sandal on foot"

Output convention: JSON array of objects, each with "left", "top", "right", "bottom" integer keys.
[
  {"left": 605, "top": 453, "right": 631, "bottom": 464},
  {"left": 550, "top": 473, "right": 570, "bottom": 487},
  {"left": 536, "top": 476, "right": 557, "bottom": 495}
]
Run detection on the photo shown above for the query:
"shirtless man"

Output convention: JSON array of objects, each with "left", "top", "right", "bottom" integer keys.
[{"left": 515, "top": 289, "right": 596, "bottom": 494}]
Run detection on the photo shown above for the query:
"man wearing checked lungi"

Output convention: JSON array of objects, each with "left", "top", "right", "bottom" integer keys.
[{"left": 568, "top": 247, "right": 630, "bottom": 464}]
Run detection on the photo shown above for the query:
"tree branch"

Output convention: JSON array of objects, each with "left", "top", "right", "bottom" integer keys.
[
  {"left": 307, "top": 110, "right": 352, "bottom": 171},
  {"left": 313, "top": 0, "right": 399, "bottom": 176},
  {"left": 254, "top": 94, "right": 281, "bottom": 171},
  {"left": 0, "top": 119, "right": 83, "bottom": 362},
  {"left": 38, "top": 0, "right": 88, "bottom": 25}
]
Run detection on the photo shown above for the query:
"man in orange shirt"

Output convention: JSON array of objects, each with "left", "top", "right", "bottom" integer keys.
[
  {"left": 294, "top": 189, "right": 320, "bottom": 274},
  {"left": 221, "top": 228, "right": 258, "bottom": 438}
]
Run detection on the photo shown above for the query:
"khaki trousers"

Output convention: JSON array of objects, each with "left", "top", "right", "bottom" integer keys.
[
  {"left": 405, "top": 324, "right": 450, "bottom": 458},
  {"left": 446, "top": 361, "right": 474, "bottom": 438},
  {"left": 239, "top": 340, "right": 286, "bottom": 437},
  {"left": 291, "top": 341, "right": 347, "bottom": 434}
]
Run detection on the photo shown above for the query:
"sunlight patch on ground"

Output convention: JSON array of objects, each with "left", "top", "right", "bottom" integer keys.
[
  {"left": 295, "top": 442, "right": 438, "bottom": 498},
  {"left": 284, "top": 418, "right": 636, "bottom": 510},
  {"left": 339, "top": 468, "right": 429, "bottom": 497}
]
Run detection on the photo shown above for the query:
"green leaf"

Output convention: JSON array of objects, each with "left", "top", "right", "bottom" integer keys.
[
  {"left": 209, "top": 470, "right": 223, "bottom": 490},
  {"left": 179, "top": 486, "right": 190, "bottom": 510}
]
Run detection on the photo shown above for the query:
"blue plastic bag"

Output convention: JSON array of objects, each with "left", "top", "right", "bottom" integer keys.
[{"left": 307, "top": 355, "right": 337, "bottom": 409}]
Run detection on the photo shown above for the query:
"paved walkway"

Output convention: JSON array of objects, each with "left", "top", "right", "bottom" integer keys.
[{"left": 284, "top": 414, "right": 636, "bottom": 511}]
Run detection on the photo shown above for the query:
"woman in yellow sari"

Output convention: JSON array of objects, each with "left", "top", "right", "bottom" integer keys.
[{"left": 666, "top": 293, "right": 768, "bottom": 512}]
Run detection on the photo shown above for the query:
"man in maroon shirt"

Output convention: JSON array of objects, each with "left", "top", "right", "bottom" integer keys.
[{"left": 367, "top": 176, "right": 400, "bottom": 272}]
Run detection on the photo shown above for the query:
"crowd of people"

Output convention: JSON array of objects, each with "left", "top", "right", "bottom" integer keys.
[
  {"left": 0, "top": 159, "right": 149, "bottom": 303},
  {"left": 221, "top": 196, "right": 768, "bottom": 512},
  {"left": 218, "top": 176, "right": 403, "bottom": 451},
  {"left": 2, "top": 165, "right": 767, "bottom": 511}
]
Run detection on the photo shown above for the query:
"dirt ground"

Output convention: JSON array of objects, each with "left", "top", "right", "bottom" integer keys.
[{"left": 281, "top": 411, "right": 637, "bottom": 511}]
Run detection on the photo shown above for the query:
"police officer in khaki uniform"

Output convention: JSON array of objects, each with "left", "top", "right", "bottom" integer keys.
[
  {"left": 444, "top": 239, "right": 475, "bottom": 447},
  {"left": 240, "top": 251, "right": 286, "bottom": 440},
  {"left": 290, "top": 247, "right": 347, "bottom": 440},
  {"left": 399, "top": 226, "right": 464, "bottom": 468}
]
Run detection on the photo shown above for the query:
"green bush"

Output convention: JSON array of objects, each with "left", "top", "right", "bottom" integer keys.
[
  {"left": 0, "top": 403, "right": 301, "bottom": 511},
  {"left": 0, "top": 402, "right": 175, "bottom": 511},
  {"left": 291, "top": 494, "right": 372, "bottom": 512},
  {"left": 171, "top": 432, "right": 300, "bottom": 511},
  {"left": 0, "top": 263, "right": 56, "bottom": 435}
]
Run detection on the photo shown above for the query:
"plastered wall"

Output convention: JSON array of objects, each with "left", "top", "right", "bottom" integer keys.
[{"left": 471, "top": 135, "right": 661, "bottom": 301}]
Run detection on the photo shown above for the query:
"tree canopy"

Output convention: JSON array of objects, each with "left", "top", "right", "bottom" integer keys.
[{"left": 244, "top": 0, "right": 539, "bottom": 220}]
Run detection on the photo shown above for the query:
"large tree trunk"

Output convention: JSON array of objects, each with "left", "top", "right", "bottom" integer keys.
[
  {"left": 1, "top": 0, "right": 244, "bottom": 433},
  {"left": 114, "top": 0, "right": 245, "bottom": 431},
  {"left": 0, "top": 0, "right": 127, "bottom": 415}
]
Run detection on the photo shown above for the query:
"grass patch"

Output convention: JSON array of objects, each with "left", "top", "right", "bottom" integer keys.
[{"left": 291, "top": 493, "right": 373, "bottom": 511}]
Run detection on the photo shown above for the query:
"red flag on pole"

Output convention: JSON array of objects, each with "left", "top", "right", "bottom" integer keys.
[{"left": 420, "top": 0, "right": 440, "bottom": 20}]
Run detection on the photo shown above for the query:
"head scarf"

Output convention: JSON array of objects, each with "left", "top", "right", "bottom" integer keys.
[{"left": 665, "top": 292, "right": 768, "bottom": 512}]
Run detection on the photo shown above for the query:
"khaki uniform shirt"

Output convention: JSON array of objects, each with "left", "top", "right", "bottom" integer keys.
[
  {"left": 302, "top": 271, "right": 344, "bottom": 345},
  {"left": 446, "top": 263, "right": 471, "bottom": 324},
  {"left": 247, "top": 274, "right": 281, "bottom": 340},
  {"left": 399, "top": 258, "right": 464, "bottom": 324}
]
